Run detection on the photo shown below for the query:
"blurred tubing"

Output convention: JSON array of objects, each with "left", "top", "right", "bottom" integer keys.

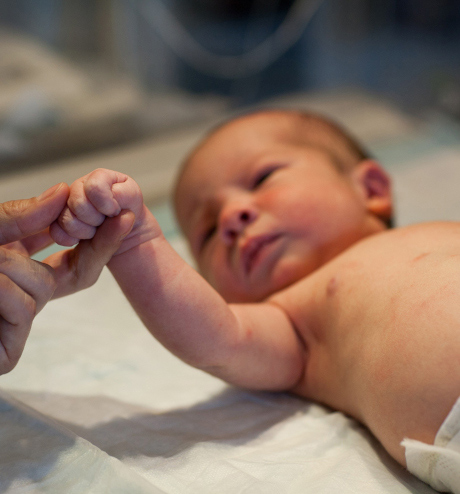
[{"left": 134, "top": 0, "right": 324, "bottom": 79}]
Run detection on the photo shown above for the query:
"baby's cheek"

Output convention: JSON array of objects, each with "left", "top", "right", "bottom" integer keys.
[{"left": 58, "top": 207, "right": 97, "bottom": 240}]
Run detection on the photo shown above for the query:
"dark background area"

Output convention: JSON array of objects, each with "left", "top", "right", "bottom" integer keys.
[{"left": 1, "top": 0, "right": 459, "bottom": 170}]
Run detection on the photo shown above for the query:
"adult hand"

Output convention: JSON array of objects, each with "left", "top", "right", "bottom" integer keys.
[
  {"left": 0, "top": 183, "right": 69, "bottom": 374},
  {"left": 0, "top": 183, "right": 135, "bottom": 374},
  {"left": 44, "top": 209, "right": 135, "bottom": 299}
]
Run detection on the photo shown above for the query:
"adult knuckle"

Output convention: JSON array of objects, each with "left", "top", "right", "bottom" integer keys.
[
  {"left": 0, "top": 200, "right": 32, "bottom": 242},
  {"left": 38, "top": 262, "right": 57, "bottom": 295},
  {"left": 0, "top": 199, "right": 27, "bottom": 218},
  {"left": 0, "top": 248, "right": 8, "bottom": 266},
  {"left": 0, "top": 356, "right": 17, "bottom": 374},
  {"left": 11, "top": 288, "right": 36, "bottom": 321}
]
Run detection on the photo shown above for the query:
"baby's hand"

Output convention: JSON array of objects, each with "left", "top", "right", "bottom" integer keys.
[{"left": 50, "top": 169, "right": 160, "bottom": 255}]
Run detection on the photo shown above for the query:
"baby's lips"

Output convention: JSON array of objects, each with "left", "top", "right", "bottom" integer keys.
[{"left": 239, "top": 233, "right": 281, "bottom": 276}]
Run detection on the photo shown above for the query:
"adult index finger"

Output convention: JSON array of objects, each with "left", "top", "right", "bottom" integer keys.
[{"left": 0, "top": 183, "right": 69, "bottom": 245}]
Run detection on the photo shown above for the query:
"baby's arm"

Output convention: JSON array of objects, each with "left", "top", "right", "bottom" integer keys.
[
  {"left": 53, "top": 169, "right": 305, "bottom": 390},
  {"left": 110, "top": 238, "right": 305, "bottom": 389}
]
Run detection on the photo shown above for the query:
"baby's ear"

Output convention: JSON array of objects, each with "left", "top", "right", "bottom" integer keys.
[{"left": 351, "top": 160, "right": 393, "bottom": 222}]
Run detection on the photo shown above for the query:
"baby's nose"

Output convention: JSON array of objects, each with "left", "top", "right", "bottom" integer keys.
[{"left": 219, "top": 204, "right": 257, "bottom": 245}]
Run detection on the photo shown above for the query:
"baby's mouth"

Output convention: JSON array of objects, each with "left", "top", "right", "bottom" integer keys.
[{"left": 241, "top": 233, "right": 282, "bottom": 276}]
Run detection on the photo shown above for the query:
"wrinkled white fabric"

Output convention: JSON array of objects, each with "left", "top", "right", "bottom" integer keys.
[
  {"left": 402, "top": 398, "right": 460, "bottom": 494},
  {"left": 0, "top": 392, "right": 162, "bottom": 493}
]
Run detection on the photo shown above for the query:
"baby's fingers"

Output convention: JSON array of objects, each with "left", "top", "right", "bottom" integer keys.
[
  {"left": 46, "top": 210, "right": 135, "bottom": 298},
  {"left": 49, "top": 219, "right": 79, "bottom": 247},
  {"left": 67, "top": 177, "right": 106, "bottom": 226},
  {"left": 54, "top": 207, "right": 96, "bottom": 245},
  {"left": 84, "top": 169, "right": 128, "bottom": 217}
]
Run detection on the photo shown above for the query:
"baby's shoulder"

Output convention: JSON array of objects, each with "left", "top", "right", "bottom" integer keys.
[
  {"left": 363, "top": 221, "right": 460, "bottom": 252},
  {"left": 390, "top": 220, "right": 460, "bottom": 237},
  {"left": 271, "top": 221, "right": 460, "bottom": 308}
]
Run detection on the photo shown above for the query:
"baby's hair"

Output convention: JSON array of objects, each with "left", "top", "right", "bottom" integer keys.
[
  {"left": 183, "top": 109, "right": 370, "bottom": 171},
  {"left": 275, "top": 109, "right": 372, "bottom": 172}
]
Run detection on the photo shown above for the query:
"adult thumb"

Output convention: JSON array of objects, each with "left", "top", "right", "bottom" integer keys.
[
  {"left": 0, "top": 183, "right": 69, "bottom": 245},
  {"left": 44, "top": 210, "right": 135, "bottom": 298}
]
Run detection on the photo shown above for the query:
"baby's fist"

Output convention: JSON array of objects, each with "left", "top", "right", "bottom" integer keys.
[{"left": 50, "top": 169, "right": 144, "bottom": 247}]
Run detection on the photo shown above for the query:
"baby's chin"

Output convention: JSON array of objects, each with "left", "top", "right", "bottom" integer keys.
[
  {"left": 209, "top": 278, "right": 273, "bottom": 303},
  {"left": 215, "top": 270, "right": 310, "bottom": 303}
]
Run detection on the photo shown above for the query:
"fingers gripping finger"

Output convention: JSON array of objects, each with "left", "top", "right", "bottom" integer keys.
[
  {"left": 49, "top": 219, "right": 80, "bottom": 247},
  {"left": 46, "top": 210, "right": 135, "bottom": 298},
  {"left": 57, "top": 207, "right": 97, "bottom": 241},
  {"left": 76, "top": 211, "right": 136, "bottom": 286},
  {"left": 67, "top": 177, "right": 106, "bottom": 226},
  {"left": 0, "top": 183, "right": 69, "bottom": 245}
]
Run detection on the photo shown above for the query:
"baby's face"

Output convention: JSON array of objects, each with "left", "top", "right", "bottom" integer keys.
[{"left": 175, "top": 113, "right": 381, "bottom": 302}]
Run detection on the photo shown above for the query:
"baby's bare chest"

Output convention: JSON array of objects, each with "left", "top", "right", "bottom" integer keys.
[{"left": 274, "top": 223, "right": 460, "bottom": 418}]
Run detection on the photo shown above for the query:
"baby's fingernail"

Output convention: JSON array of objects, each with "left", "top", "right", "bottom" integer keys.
[
  {"left": 38, "top": 183, "right": 65, "bottom": 201},
  {"left": 119, "top": 211, "right": 135, "bottom": 238}
]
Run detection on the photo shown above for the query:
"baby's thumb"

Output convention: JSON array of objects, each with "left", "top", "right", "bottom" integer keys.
[
  {"left": 45, "top": 210, "right": 135, "bottom": 298},
  {"left": 88, "top": 210, "right": 135, "bottom": 262}
]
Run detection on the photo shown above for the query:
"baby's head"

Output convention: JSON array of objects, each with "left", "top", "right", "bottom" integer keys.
[{"left": 174, "top": 110, "right": 393, "bottom": 302}]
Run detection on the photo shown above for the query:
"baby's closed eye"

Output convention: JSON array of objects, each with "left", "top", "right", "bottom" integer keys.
[
  {"left": 251, "top": 165, "right": 284, "bottom": 189},
  {"left": 201, "top": 224, "right": 217, "bottom": 249}
]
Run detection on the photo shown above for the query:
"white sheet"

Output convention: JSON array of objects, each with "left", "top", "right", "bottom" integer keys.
[{"left": 2, "top": 94, "right": 459, "bottom": 493}]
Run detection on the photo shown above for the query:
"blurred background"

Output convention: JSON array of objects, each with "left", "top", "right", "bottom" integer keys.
[{"left": 0, "top": 0, "right": 459, "bottom": 176}]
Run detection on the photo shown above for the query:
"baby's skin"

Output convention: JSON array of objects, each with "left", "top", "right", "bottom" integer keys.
[{"left": 51, "top": 112, "right": 460, "bottom": 469}]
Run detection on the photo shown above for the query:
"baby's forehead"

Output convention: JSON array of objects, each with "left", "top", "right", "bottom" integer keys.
[
  {"left": 175, "top": 114, "right": 289, "bottom": 196},
  {"left": 180, "top": 112, "right": 308, "bottom": 174}
]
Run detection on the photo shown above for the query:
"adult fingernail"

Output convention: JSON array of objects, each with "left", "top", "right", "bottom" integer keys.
[{"left": 38, "top": 183, "right": 65, "bottom": 201}]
